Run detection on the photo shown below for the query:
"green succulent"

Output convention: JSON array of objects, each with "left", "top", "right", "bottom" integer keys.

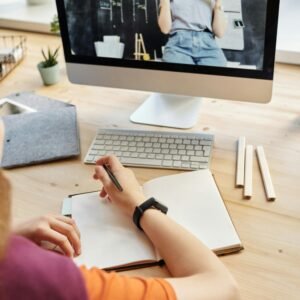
[{"left": 41, "top": 47, "right": 59, "bottom": 68}]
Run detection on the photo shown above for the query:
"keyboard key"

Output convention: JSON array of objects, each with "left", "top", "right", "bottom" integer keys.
[
  {"left": 162, "top": 160, "right": 173, "bottom": 167},
  {"left": 200, "top": 140, "right": 212, "bottom": 146},
  {"left": 86, "top": 155, "right": 94, "bottom": 162},
  {"left": 122, "top": 157, "right": 162, "bottom": 166},
  {"left": 129, "top": 147, "right": 137, "bottom": 152},
  {"left": 203, "top": 146, "right": 211, "bottom": 156},
  {"left": 94, "top": 140, "right": 105, "bottom": 145},
  {"left": 191, "top": 156, "right": 209, "bottom": 162},
  {"left": 191, "top": 162, "right": 200, "bottom": 169},
  {"left": 187, "top": 151, "right": 195, "bottom": 156},
  {"left": 97, "top": 150, "right": 106, "bottom": 156},
  {"left": 173, "top": 161, "right": 182, "bottom": 167},
  {"left": 195, "top": 150, "right": 204, "bottom": 156},
  {"left": 182, "top": 162, "right": 190, "bottom": 168}
]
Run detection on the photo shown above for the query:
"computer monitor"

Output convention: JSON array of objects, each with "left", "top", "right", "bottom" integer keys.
[{"left": 56, "top": 0, "right": 280, "bottom": 129}]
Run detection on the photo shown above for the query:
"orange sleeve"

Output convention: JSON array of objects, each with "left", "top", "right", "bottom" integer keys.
[{"left": 79, "top": 266, "right": 177, "bottom": 300}]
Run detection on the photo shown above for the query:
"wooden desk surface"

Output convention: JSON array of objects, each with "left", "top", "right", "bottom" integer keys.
[{"left": 1, "top": 29, "right": 300, "bottom": 300}]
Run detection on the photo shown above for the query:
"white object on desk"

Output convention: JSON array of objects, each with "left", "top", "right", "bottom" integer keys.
[
  {"left": 256, "top": 146, "right": 276, "bottom": 201},
  {"left": 236, "top": 136, "right": 246, "bottom": 187},
  {"left": 244, "top": 144, "right": 253, "bottom": 199}
]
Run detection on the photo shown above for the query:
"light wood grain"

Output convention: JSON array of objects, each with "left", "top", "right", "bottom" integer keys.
[{"left": 0, "top": 29, "right": 300, "bottom": 300}]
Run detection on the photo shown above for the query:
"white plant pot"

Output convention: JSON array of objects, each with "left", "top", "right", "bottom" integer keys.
[{"left": 37, "top": 62, "right": 60, "bottom": 86}]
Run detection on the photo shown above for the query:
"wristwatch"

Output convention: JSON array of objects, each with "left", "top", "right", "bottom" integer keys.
[{"left": 133, "top": 198, "right": 168, "bottom": 230}]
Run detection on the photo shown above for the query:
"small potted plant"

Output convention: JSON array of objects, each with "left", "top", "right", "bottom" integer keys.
[{"left": 37, "top": 47, "right": 60, "bottom": 86}]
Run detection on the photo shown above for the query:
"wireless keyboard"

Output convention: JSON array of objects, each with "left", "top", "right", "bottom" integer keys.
[{"left": 84, "top": 129, "right": 214, "bottom": 170}]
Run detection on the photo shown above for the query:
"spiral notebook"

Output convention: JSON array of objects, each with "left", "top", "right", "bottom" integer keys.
[{"left": 63, "top": 169, "right": 243, "bottom": 271}]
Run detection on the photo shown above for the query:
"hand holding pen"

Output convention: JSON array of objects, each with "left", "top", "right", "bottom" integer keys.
[{"left": 93, "top": 155, "right": 146, "bottom": 217}]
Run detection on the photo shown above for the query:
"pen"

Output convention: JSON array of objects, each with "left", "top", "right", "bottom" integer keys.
[{"left": 103, "top": 164, "right": 123, "bottom": 192}]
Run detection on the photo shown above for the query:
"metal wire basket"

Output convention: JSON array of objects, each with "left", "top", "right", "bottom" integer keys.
[{"left": 0, "top": 35, "right": 27, "bottom": 81}]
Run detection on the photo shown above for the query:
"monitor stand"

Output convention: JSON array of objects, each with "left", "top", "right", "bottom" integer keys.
[{"left": 130, "top": 93, "right": 202, "bottom": 129}]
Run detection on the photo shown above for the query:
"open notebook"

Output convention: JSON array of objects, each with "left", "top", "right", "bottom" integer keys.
[{"left": 63, "top": 169, "right": 243, "bottom": 271}]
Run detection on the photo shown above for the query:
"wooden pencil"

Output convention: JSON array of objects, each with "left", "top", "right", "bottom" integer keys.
[
  {"left": 244, "top": 145, "right": 253, "bottom": 199},
  {"left": 256, "top": 146, "right": 276, "bottom": 201},
  {"left": 236, "top": 136, "right": 246, "bottom": 187}
]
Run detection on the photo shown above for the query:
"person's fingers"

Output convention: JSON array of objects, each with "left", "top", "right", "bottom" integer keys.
[
  {"left": 95, "top": 155, "right": 123, "bottom": 171},
  {"left": 37, "top": 227, "right": 75, "bottom": 257},
  {"left": 100, "top": 187, "right": 107, "bottom": 198},
  {"left": 95, "top": 165, "right": 111, "bottom": 186},
  {"left": 55, "top": 215, "right": 81, "bottom": 238},
  {"left": 49, "top": 219, "right": 81, "bottom": 256}
]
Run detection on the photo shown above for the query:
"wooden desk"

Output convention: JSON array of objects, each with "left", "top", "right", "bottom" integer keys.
[{"left": 1, "top": 29, "right": 300, "bottom": 300}]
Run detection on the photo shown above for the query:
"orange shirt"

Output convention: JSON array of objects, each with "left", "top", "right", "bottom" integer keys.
[{"left": 80, "top": 266, "right": 177, "bottom": 300}]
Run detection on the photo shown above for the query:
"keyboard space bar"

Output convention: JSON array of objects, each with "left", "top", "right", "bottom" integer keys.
[{"left": 120, "top": 157, "right": 162, "bottom": 166}]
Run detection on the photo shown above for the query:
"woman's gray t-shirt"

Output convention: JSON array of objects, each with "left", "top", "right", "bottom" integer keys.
[{"left": 170, "top": 0, "right": 216, "bottom": 33}]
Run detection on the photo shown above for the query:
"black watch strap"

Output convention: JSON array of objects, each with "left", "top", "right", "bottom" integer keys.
[{"left": 133, "top": 197, "right": 168, "bottom": 230}]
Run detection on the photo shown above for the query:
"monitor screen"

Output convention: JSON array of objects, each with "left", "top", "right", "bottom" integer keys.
[{"left": 57, "top": 0, "right": 279, "bottom": 79}]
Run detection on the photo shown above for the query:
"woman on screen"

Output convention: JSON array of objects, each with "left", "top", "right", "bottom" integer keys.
[
  {"left": 0, "top": 158, "right": 239, "bottom": 300},
  {"left": 159, "top": 0, "right": 228, "bottom": 66}
]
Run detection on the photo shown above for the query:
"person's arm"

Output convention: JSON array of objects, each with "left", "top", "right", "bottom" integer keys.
[
  {"left": 212, "top": 0, "right": 228, "bottom": 38},
  {"left": 158, "top": 0, "right": 172, "bottom": 34},
  {"left": 94, "top": 155, "right": 240, "bottom": 300}
]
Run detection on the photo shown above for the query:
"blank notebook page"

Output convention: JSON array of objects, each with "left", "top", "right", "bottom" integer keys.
[
  {"left": 72, "top": 192, "right": 157, "bottom": 269},
  {"left": 142, "top": 169, "right": 241, "bottom": 253}
]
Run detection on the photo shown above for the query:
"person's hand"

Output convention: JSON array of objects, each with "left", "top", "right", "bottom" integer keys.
[
  {"left": 13, "top": 215, "right": 81, "bottom": 258},
  {"left": 93, "top": 155, "right": 146, "bottom": 217}
]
